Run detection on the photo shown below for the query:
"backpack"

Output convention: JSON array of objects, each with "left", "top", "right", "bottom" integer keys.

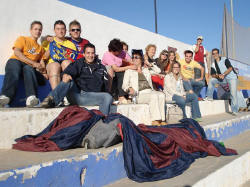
[{"left": 81, "top": 118, "right": 122, "bottom": 149}]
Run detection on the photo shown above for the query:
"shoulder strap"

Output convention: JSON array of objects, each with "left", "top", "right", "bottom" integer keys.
[
  {"left": 214, "top": 60, "right": 221, "bottom": 74},
  {"left": 225, "top": 58, "right": 238, "bottom": 76}
]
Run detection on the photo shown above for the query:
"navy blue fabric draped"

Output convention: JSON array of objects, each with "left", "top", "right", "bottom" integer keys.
[
  {"left": 103, "top": 114, "right": 237, "bottom": 182},
  {"left": 13, "top": 106, "right": 237, "bottom": 182}
]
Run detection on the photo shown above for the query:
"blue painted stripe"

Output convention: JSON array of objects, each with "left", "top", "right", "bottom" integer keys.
[
  {"left": 0, "top": 149, "right": 126, "bottom": 187},
  {"left": 205, "top": 117, "right": 250, "bottom": 141}
]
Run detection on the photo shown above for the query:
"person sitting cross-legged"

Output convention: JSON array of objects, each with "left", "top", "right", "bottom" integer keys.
[
  {"left": 164, "top": 61, "right": 202, "bottom": 121},
  {"left": 41, "top": 43, "right": 112, "bottom": 115},
  {"left": 122, "top": 49, "right": 166, "bottom": 126},
  {"left": 0, "top": 21, "right": 46, "bottom": 107}
]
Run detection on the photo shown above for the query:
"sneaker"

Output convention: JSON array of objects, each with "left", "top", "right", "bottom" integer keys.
[
  {"left": 41, "top": 96, "right": 55, "bottom": 108},
  {"left": 0, "top": 95, "right": 10, "bottom": 107},
  {"left": 231, "top": 112, "right": 238, "bottom": 116},
  {"left": 26, "top": 95, "right": 39, "bottom": 107},
  {"left": 160, "top": 121, "right": 168, "bottom": 125},
  {"left": 151, "top": 120, "right": 161, "bottom": 126},
  {"left": 63, "top": 97, "right": 70, "bottom": 106},
  {"left": 204, "top": 97, "right": 213, "bottom": 101},
  {"left": 193, "top": 118, "right": 202, "bottom": 122},
  {"left": 112, "top": 100, "right": 120, "bottom": 105},
  {"left": 198, "top": 97, "right": 204, "bottom": 101}
]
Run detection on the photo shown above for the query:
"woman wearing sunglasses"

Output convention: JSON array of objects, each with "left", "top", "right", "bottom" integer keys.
[{"left": 122, "top": 49, "right": 166, "bottom": 126}]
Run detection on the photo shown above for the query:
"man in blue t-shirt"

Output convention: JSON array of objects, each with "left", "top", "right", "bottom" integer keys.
[{"left": 205, "top": 48, "right": 239, "bottom": 115}]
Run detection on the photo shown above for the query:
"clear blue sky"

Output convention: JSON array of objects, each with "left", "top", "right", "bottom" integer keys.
[{"left": 60, "top": 0, "right": 250, "bottom": 51}]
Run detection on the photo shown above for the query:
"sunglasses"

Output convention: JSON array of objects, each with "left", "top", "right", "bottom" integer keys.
[
  {"left": 162, "top": 53, "right": 168, "bottom": 56},
  {"left": 132, "top": 56, "right": 141, "bottom": 59},
  {"left": 71, "top": 29, "right": 81, "bottom": 32}
]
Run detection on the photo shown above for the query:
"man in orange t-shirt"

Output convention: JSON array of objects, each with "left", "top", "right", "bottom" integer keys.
[{"left": 0, "top": 21, "right": 46, "bottom": 107}]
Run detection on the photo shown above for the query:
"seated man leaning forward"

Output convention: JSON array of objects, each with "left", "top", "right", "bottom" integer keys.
[
  {"left": 41, "top": 43, "right": 112, "bottom": 115},
  {"left": 42, "top": 20, "right": 78, "bottom": 90},
  {"left": 0, "top": 21, "right": 46, "bottom": 107},
  {"left": 205, "top": 48, "right": 239, "bottom": 115},
  {"left": 122, "top": 49, "right": 166, "bottom": 126},
  {"left": 180, "top": 50, "right": 205, "bottom": 97},
  {"left": 164, "top": 61, "right": 202, "bottom": 122}
]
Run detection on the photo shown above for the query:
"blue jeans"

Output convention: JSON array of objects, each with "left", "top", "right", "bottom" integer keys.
[
  {"left": 183, "top": 79, "right": 205, "bottom": 97},
  {"left": 237, "top": 91, "right": 247, "bottom": 108},
  {"left": 1, "top": 59, "right": 42, "bottom": 101},
  {"left": 206, "top": 78, "right": 239, "bottom": 113},
  {"left": 194, "top": 62, "right": 205, "bottom": 80},
  {"left": 172, "top": 93, "right": 201, "bottom": 119},
  {"left": 49, "top": 81, "right": 112, "bottom": 115}
]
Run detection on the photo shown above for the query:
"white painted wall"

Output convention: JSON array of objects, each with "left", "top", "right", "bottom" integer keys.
[{"left": 0, "top": 0, "right": 192, "bottom": 74}]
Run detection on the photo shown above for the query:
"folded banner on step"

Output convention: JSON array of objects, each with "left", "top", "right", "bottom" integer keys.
[{"left": 13, "top": 106, "right": 237, "bottom": 182}]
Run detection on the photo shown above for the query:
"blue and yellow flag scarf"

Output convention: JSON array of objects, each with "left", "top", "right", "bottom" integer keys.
[{"left": 49, "top": 40, "right": 83, "bottom": 63}]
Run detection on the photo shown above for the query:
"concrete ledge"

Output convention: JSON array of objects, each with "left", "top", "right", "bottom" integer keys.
[
  {"left": 0, "top": 144, "right": 125, "bottom": 187},
  {"left": 203, "top": 113, "right": 250, "bottom": 141},
  {"left": 0, "top": 102, "right": 246, "bottom": 149},
  {"left": 0, "top": 104, "right": 150, "bottom": 149},
  {"left": 185, "top": 100, "right": 231, "bottom": 118},
  {"left": 194, "top": 151, "right": 250, "bottom": 187}
]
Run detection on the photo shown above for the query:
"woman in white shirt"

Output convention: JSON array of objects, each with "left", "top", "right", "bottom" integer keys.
[
  {"left": 164, "top": 61, "right": 202, "bottom": 121},
  {"left": 122, "top": 49, "right": 166, "bottom": 126}
]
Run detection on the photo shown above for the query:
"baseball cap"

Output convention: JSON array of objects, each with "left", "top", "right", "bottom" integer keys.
[{"left": 197, "top": 36, "right": 203, "bottom": 40}]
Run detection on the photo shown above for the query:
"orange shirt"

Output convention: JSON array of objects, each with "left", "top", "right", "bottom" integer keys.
[{"left": 10, "top": 36, "right": 44, "bottom": 62}]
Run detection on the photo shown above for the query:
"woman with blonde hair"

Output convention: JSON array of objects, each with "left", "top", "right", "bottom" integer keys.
[
  {"left": 164, "top": 61, "right": 202, "bottom": 121},
  {"left": 144, "top": 44, "right": 161, "bottom": 74}
]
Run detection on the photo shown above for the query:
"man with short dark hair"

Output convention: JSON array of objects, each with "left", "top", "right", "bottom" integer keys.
[
  {"left": 42, "top": 20, "right": 77, "bottom": 90},
  {"left": 179, "top": 50, "right": 205, "bottom": 97},
  {"left": 41, "top": 43, "right": 112, "bottom": 115},
  {"left": 205, "top": 48, "right": 239, "bottom": 115}
]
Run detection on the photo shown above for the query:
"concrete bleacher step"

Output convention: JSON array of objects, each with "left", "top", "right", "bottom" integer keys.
[
  {"left": 0, "top": 112, "right": 249, "bottom": 187},
  {"left": 106, "top": 130, "right": 250, "bottom": 187},
  {"left": 0, "top": 100, "right": 235, "bottom": 149},
  {"left": 241, "top": 180, "right": 250, "bottom": 187},
  {"left": 0, "top": 104, "right": 151, "bottom": 149}
]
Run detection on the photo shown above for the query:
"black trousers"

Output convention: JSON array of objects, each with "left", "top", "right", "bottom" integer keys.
[{"left": 111, "top": 71, "right": 127, "bottom": 99}]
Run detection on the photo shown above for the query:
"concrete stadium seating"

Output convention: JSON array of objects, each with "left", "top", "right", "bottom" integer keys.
[{"left": 0, "top": 1, "right": 249, "bottom": 186}]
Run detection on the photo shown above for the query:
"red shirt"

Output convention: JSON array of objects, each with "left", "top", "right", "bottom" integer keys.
[{"left": 194, "top": 45, "right": 205, "bottom": 63}]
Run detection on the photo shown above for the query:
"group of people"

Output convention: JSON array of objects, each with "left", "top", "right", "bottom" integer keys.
[{"left": 0, "top": 20, "right": 247, "bottom": 125}]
